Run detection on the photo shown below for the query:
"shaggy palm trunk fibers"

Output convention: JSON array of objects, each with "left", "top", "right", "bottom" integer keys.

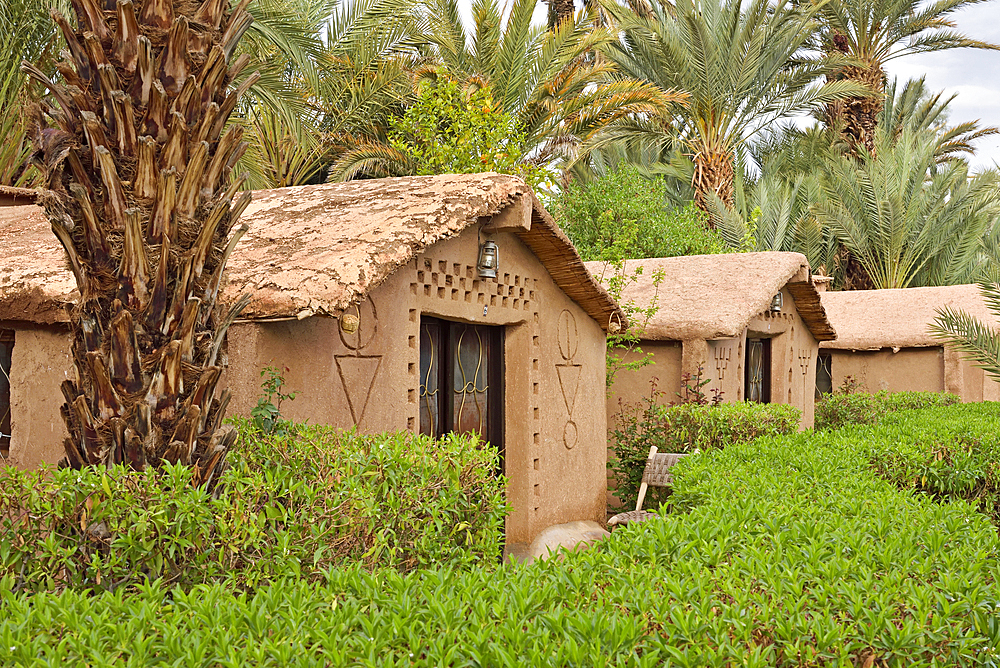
[
  {"left": 825, "top": 47, "right": 885, "bottom": 158},
  {"left": 692, "top": 148, "right": 735, "bottom": 216},
  {"left": 24, "top": 0, "right": 258, "bottom": 488}
]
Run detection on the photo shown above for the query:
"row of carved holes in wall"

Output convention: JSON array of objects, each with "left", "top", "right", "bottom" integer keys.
[{"left": 414, "top": 261, "right": 536, "bottom": 311}]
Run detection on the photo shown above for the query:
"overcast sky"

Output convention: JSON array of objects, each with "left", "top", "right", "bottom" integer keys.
[
  {"left": 883, "top": 4, "right": 1000, "bottom": 172},
  {"left": 456, "top": 1, "right": 1000, "bottom": 172}
]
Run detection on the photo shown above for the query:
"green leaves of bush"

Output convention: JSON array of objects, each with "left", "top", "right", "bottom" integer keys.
[
  {"left": 610, "top": 395, "right": 800, "bottom": 510},
  {"left": 3, "top": 406, "right": 1000, "bottom": 666},
  {"left": 815, "top": 390, "right": 959, "bottom": 431},
  {"left": 0, "top": 425, "right": 507, "bottom": 592}
]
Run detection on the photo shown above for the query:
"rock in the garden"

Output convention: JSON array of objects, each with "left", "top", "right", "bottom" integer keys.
[{"left": 524, "top": 520, "right": 610, "bottom": 563}]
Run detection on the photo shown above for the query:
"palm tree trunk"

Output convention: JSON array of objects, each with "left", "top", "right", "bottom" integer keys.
[
  {"left": 825, "top": 63, "right": 885, "bottom": 157},
  {"left": 692, "top": 148, "right": 734, "bottom": 216},
  {"left": 25, "top": 0, "right": 256, "bottom": 487},
  {"left": 546, "top": 0, "right": 575, "bottom": 29}
]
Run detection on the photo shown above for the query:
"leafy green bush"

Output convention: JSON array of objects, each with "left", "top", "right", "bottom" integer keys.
[
  {"left": 389, "top": 74, "right": 550, "bottom": 191},
  {"left": 610, "top": 383, "right": 800, "bottom": 510},
  {"left": 0, "top": 426, "right": 507, "bottom": 592},
  {"left": 815, "top": 390, "right": 960, "bottom": 431},
  {"left": 3, "top": 406, "right": 999, "bottom": 666},
  {"left": 860, "top": 404, "right": 1000, "bottom": 525},
  {"left": 555, "top": 166, "right": 728, "bottom": 262}
]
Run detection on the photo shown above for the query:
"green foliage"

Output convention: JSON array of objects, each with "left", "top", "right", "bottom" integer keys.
[
  {"left": 386, "top": 75, "right": 547, "bottom": 189},
  {"left": 249, "top": 365, "right": 298, "bottom": 435},
  {"left": 815, "top": 390, "right": 960, "bottom": 431},
  {"left": 0, "top": 426, "right": 507, "bottom": 592},
  {"left": 556, "top": 167, "right": 728, "bottom": 261},
  {"left": 863, "top": 405, "right": 1000, "bottom": 526},
  {"left": 610, "top": 379, "right": 800, "bottom": 510},
  {"left": 4, "top": 406, "right": 1000, "bottom": 665}
]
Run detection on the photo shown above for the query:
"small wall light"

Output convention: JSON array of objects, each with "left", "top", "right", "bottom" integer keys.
[
  {"left": 770, "top": 292, "right": 783, "bottom": 313},
  {"left": 477, "top": 239, "right": 499, "bottom": 279}
]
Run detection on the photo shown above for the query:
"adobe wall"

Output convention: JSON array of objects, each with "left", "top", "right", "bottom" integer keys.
[
  {"left": 228, "top": 221, "right": 608, "bottom": 545},
  {"left": 4, "top": 324, "right": 74, "bottom": 470},
  {"left": 826, "top": 346, "right": 1000, "bottom": 402},
  {"left": 605, "top": 341, "right": 683, "bottom": 426}
]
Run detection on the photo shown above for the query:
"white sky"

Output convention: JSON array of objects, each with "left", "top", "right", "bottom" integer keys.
[
  {"left": 883, "top": 4, "right": 1000, "bottom": 172},
  {"left": 456, "top": 0, "right": 1000, "bottom": 173}
]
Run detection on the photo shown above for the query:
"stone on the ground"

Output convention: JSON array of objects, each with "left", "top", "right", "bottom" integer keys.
[{"left": 522, "top": 520, "right": 610, "bottom": 564}]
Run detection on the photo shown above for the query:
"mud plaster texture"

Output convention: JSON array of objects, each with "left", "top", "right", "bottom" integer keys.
[
  {"left": 820, "top": 284, "right": 1000, "bottom": 402},
  {"left": 227, "top": 224, "right": 609, "bottom": 545},
  {"left": 3, "top": 325, "right": 74, "bottom": 470}
]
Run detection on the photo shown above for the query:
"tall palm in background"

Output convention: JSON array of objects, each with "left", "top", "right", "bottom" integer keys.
[
  {"left": 332, "top": 0, "right": 679, "bottom": 181},
  {"left": 814, "top": 128, "right": 1000, "bottom": 289},
  {"left": 603, "top": 0, "right": 866, "bottom": 211},
  {"left": 811, "top": 0, "right": 999, "bottom": 156},
  {"left": 25, "top": 0, "right": 259, "bottom": 481}
]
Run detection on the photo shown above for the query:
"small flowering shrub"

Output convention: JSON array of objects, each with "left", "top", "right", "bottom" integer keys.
[{"left": 0, "top": 424, "right": 507, "bottom": 592}]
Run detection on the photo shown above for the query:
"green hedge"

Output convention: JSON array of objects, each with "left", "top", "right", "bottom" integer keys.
[
  {"left": 610, "top": 400, "right": 800, "bottom": 510},
  {"left": 0, "top": 425, "right": 507, "bottom": 592},
  {"left": 861, "top": 404, "right": 1000, "bottom": 525},
  {"left": 3, "top": 406, "right": 999, "bottom": 665},
  {"left": 815, "top": 390, "right": 960, "bottom": 431}
]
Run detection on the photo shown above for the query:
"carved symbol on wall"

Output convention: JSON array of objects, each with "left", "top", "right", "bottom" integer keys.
[
  {"left": 563, "top": 421, "right": 578, "bottom": 450},
  {"left": 714, "top": 346, "right": 731, "bottom": 380},
  {"left": 798, "top": 349, "right": 811, "bottom": 376},
  {"left": 557, "top": 364, "right": 581, "bottom": 415},
  {"left": 557, "top": 309, "right": 579, "bottom": 361},
  {"left": 335, "top": 355, "right": 382, "bottom": 425},
  {"left": 556, "top": 309, "right": 581, "bottom": 450},
  {"left": 339, "top": 295, "right": 378, "bottom": 351}
]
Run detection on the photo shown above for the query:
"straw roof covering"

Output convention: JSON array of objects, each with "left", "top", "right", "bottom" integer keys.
[
  {"left": 820, "top": 284, "right": 996, "bottom": 351},
  {"left": 585, "top": 252, "right": 835, "bottom": 342},
  {"left": 0, "top": 186, "right": 37, "bottom": 204},
  {"left": 0, "top": 173, "right": 623, "bottom": 330}
]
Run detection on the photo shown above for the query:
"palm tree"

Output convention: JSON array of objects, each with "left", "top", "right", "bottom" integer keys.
[
  {"left": 311, "top": 0, "right": 421, "bottom": 181},
  {"left": 332, "top": 0, "right": 679, "bottom": 181},
  {"left": 814, "top": 128, "right": 1000, "bottom": 289},
  {"left": 879, "top": 76, "right": 998, "bottom": 164},
  {"left": 603, "top": 0, "right": 867, "bottom": 211},
  {"left": 811, "top": 0, "right": 999, "bottom": 156},
  {"left": 0, "top": 0, "right": 66, "bottom": 187},
  {"left": 931, "top": 281, "right": 1000, "bottom": 382},
  {"left": 25, "top": 0, "right": 259, "bottom": 483}
]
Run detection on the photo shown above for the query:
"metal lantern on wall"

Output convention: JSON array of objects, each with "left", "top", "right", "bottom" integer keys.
[
  {"left": 477, "top": 240, "right": 499, "bottom": 279},
  {"left": 770, "top": 292, "right": 783, "bottom": 312}
]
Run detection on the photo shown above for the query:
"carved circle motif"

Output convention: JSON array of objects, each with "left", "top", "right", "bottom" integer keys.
[
  {"left": 339, "top": 295, "right": 379, "bottom": 351},
  {"left": 557, "top": 309, "right": 579, "bottom": 361},
  {"left": 563, "top": 421, "right": 578, "bottom": 450}
]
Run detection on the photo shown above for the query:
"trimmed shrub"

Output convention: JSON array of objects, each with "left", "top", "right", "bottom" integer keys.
[
  {"left": 861, "top": 404, "right": 1000, "bottom": 525},
  {"left": 815, "top": 390, "right": 960, "bottom": 431},
  {"left": 0, "top": 425, "right": 507, "bottom": 592},
  {"left": 2, "top": 406, "right": 999, "bottom": 666},
  {"left": 610, "top": 391, "right": 800, "bottom": 510}
]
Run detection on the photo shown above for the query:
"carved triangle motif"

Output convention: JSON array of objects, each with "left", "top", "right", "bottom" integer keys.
[
  {"left": 335, "top": 355, "right": 382, "bottom": 425},
  {"left": 556, "top": 363, "right": 582, "bottom": 416}
]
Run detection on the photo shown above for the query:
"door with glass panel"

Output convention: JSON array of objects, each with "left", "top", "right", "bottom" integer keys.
[
  {"left": 418, "top": 317, "right": 504, "bottom": 460},
  {"left": 744, "top": 338, "right": 772, "bottom": 403}
]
